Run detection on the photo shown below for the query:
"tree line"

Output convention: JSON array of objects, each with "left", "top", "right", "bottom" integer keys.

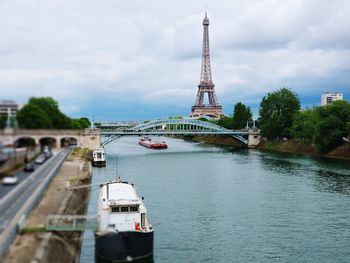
[
  {"left": 0, "top": 97, "right": 90, "bottom": 130},
  {"left": 209, "top": 88, "right": 350, "bottom": 153}
]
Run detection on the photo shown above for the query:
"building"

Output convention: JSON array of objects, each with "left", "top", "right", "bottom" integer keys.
[
  {"left": 321, "top": 92, "right": 343, "bottom": 106},
  {"left": 0, "top": 100, "right": 18, "bottom": 117}
]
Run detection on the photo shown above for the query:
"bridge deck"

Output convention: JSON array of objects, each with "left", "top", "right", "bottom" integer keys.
[{"left": 100, "top": 130, "right": 249, "bottom": 135}]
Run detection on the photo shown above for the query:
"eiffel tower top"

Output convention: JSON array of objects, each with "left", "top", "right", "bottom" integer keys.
[
  {"left": 200, "top": 12, "right": 213, "bottom": 85},
  {"left": 203, "top": 11, "right": 209, "bottom": 25}
]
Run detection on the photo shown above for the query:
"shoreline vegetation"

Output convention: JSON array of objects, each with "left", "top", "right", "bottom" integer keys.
[
  {"left": 199, "top": 88, "right": 349, "bottom": 157},
  {"left": 182, "top": 135, "right": 350, "bottom": 161}
]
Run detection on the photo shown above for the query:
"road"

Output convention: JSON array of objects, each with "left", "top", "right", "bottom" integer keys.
[
  {"left": 0, "top": 163, "right": 42, "bottom": 199},
  {"left": 0, "top": 149, "right": 70, "bottom": 256}
]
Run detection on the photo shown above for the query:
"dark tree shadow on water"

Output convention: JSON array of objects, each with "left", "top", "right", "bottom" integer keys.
[
  {"left": 259, "top": 152, "right": 350, "bottom": 195},
  {"left": 313, "top": 170, "right": 350, "bottom": 195}
]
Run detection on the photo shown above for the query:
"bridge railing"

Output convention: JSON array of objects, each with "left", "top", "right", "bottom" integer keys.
[
  {"left": 100, "top": 130, "right": 249, "bottom": 134},
  {"left": 0, "top": 129, "right": 86, "bottom": 136}
]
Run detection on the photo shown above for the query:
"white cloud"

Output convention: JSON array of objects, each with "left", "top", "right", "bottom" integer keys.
[{"left": 0, "top": 0, "right": 349, "bottom": 117}]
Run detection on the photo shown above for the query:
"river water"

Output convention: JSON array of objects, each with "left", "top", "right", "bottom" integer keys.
[{"left": 80, "top": 137, "right": 350, "bottom": 263}]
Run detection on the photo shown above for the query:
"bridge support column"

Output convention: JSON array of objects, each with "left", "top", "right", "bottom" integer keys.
[{"left": 248, "top": 130, "right": 261, "bottom": 148}]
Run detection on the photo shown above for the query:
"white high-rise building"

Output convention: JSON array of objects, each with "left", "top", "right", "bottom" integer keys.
[
  {"left": 0, "top": 100, "right": 18, "bottom": 116},
  {"left": 321, "top": 92, "right": 343, "bottom": 106}
]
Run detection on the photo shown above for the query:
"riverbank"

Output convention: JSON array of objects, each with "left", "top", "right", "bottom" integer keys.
[
  {"left": 183, "top": 135, "right": 350, "bottom": 161},
  {"left": 3, "top": 148, "right": 92, "bottom": 263},
  {"left": 182, "top": 135, "right": 242, "bottom": 147},
  {"left": 257, "top": 140, "right": 350, "bottom": 160}
]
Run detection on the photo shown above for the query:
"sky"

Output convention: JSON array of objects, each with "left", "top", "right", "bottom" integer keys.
[{"left": 0, "top": 0, "right": 349, "bottom": 121}]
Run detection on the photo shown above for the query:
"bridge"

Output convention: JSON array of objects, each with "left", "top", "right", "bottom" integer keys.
[
  {"left": 0, "top": 119, "right": 261, "bottom": 150},
  {"left": 0, "top": 128, "right": 101, "bottom": 149},
  {"left": 100, "top": 118, "right": 261, "bottom": 147}
]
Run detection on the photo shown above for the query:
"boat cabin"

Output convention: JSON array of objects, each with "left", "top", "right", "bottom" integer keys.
[{"left": 98, "top": 181, "right": 151, "bottom": 233}]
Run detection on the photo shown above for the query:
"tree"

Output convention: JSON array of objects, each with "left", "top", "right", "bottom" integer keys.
[
  {"left": 232, "top": 102, "right": 252, "bottom": 129},
  {"left": 291, "top": 108, "right": 319, "bottom": 141},
  {"left": 16, "top": 97, "right": 90, "bottom": 129},
  {"left": 0, "top": 114, "right": 7, "bottom": 129},
  {"left": 214, "top": 116, "right": 233, "bottom": 129},
  {"left": 259, "top": 88, "right": 300, "bottom": 139},
  {"left": 70, "top": 118, "right": 91, "bottom": 129},
  {"left": 198, "top": 117, "right": 209, "bottom": 122},
  {"left": 17, "top": 103, "right": 52, "bottom": 129},
  {"left": 314, "top": 100, "right": 350, "bottom": 153}
]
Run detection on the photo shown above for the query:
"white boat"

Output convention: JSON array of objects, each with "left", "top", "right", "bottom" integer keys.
[
  {"left": 95, "top": 179, "right": 153, "bottom": 262},
  {"left": 91, "top": 148, "right": 106, "bottom": 167}
]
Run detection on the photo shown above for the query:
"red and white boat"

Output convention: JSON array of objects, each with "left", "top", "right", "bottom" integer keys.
[{"left": 139, "top": 137, "right": 168, "bottom": 149}]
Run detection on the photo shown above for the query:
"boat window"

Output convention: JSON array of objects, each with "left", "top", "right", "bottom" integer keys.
[
  {"left": 121, "top": 206, "right": 128, "bottom": 212},
  {"left": 108, "top": 224, "right": 115, "bottom": 229},
  {"left": 129, "top": 205, "right": 139, "bottom": 212},
  {"left": 111, "top": 206, "right": 120, "bottom": 213}
]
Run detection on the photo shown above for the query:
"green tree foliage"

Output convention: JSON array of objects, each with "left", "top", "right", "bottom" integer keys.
[
  {"left": 213, "top": 116, "right": 233, "bottom": 129},
  {"left": 232, "top": 102, "right": 252, "bottom": 129},
  {"left": 70, "top": 118, "right": 91, "bottom": 129},
  {"left": 17, "top": 97, "right": 90, "bottom": 129},
  {"left": 314, "top": 100, "right": 350, "bottom": 153},
  {"left": 17, "top": 103, "right": 52, "bottom": 129},
  {"left": 198, "top": 117, "right": 209, "bottom": 122},
  {"left": 259, "top": 88, "right": 300, "bottom": 139},
  {"left": 0, "top": 114, "right": 7, "bottom": 129},
  {"left": 291, "top": 108, "right": 319, "bottom": 141}
]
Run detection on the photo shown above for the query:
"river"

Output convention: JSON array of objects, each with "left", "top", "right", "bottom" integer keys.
[{"left": 80, "top": 137, "right": 350, "bottom": 263}]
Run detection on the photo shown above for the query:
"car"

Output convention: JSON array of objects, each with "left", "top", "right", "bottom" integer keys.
[
  {"left": 2, "top": 176, "right": 19, "bottom": 185},
  {"left": 44, "top": 151, "right": 53, "bottom": 159},
  {"left": 24, "top": 162, "right": 35, "bottom": 172},
  {"left": 35, "top": 154, "right": 46, "bottom": 164},
  {"left": 43, "top": 146, "right": 50, "bottom": 153}
]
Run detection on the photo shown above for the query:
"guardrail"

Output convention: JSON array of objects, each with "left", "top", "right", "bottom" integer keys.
[
  {"left": 0, "top": 149, "right": 70, "bottom": 258},
  {"left": 46, "top": 215, "right": 98, "bottom": 231}
]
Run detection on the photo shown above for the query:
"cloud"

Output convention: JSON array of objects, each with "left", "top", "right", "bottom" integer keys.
[{"left": 0, "top": 0, "right": 349, "bottom": 119}]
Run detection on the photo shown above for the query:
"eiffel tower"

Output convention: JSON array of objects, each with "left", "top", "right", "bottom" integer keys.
[{"left": 190, "top": 12, "right": 224, "bottom": 118}]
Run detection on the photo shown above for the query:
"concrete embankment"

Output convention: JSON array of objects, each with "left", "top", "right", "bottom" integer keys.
[
  {"left": 3, "top": 148, "right": 92, "bottom": 263},
  {"left": 182, "top": 135, "right": 350, "bottom": 160},
  {"left": 257, "top": 140, "right": 350, "bottom": 160},
  {"left": 0, "top": 147, "right": 40, "bottom": 175},
  {"left": 182, "top": 135, "right": 242, "bottom": 147}
]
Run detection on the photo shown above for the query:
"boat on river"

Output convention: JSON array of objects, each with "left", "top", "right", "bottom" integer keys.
[
  {"left": 95, "top": 179, "right": 154, "bottom": 262},
  {"left": 139, "top": 137, "right": 167, "bottom": 149},
  {"left": 91, "top": 148, "right": 106, "bottom": 167}
]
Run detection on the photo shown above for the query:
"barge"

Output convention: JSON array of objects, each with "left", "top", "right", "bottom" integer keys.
[{"left": 139, "top": 137, "right": 167, "bottom": 149}]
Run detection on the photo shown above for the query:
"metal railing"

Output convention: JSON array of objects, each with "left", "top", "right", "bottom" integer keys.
[{"left": 46, "top": 215, "right": 98, "bottom": 231}]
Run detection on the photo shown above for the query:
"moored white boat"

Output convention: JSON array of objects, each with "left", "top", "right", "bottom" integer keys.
[
  {"left": 95, "top": 179, "right": 153, "bottom": 262},
  {"left": 92, "top": 148, "right": 106, "bottom": 167}
]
